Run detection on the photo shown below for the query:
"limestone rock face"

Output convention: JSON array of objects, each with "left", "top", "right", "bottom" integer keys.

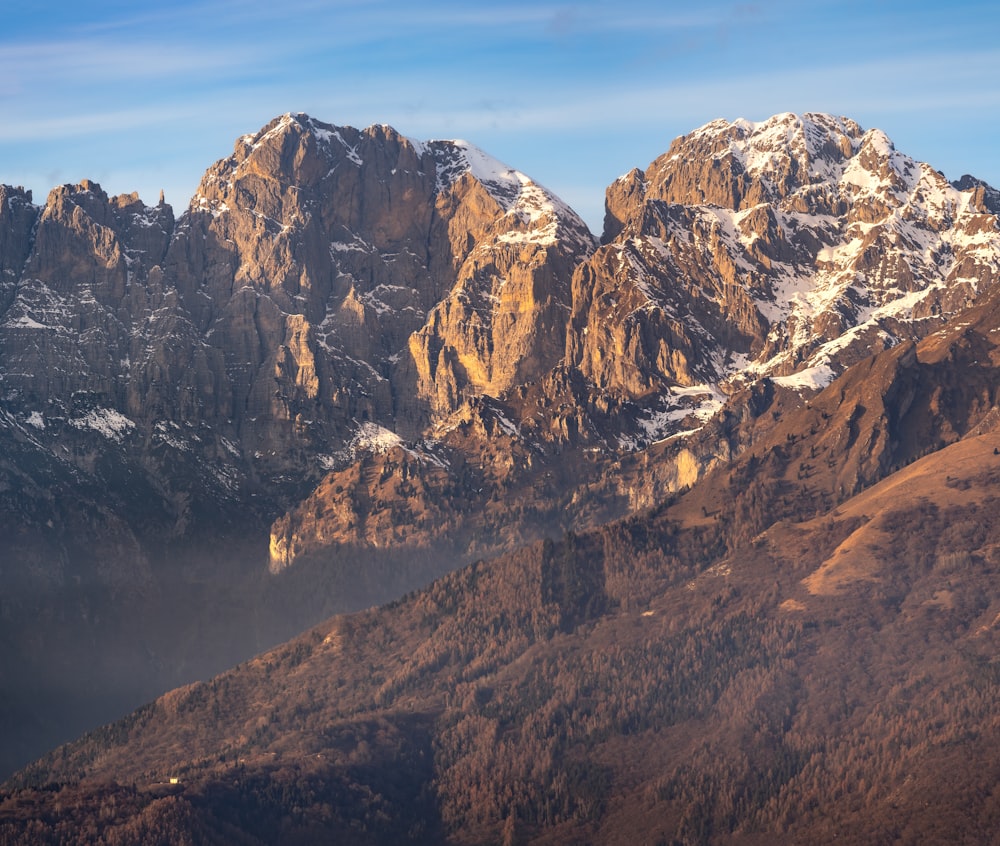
[
  {"left": 397, "top": 142, "right": 595, "bottom": 426},
  {"left": 0, "top": 186, "right": 38, "bottom": 303},
  {"left": 952, "top": 173, "right": 1000, "bottom": 215},
  {"left": 266, "top": 395, "right": 585, "bottom": 577},
  {"left": 3, "top": 110, "right": 999, "bottom": 583},
  {"left": 569, "top": 200, "right": 770, "bottom": 395},
  {"left": 1, "top": 182, "right": 174, "bottom": 406},
  {"left": 1, "top": 115, "right": 597, "bottom": 513},
  {"left": 155, "top": 114, "right": 596, "bottom": 467},
  {"left": 268, "top": 444, "right": 457, "bottom": 571},
  {"left": 47, "top": 110, "right": 986, "bottom": 578},
  {"left": 571, "top": 112, "right": 1000, "bottom": 428}
]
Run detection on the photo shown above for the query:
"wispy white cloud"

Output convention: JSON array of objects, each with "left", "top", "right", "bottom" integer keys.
[
  {"left": 0, "top": 105, "right": 208, "bottom": 142},
  {"left": 295, "top": 47, "right": 1000, "bottom": 137},
  {"left": 5, "top": 39, "right": 998, "bottom": 144},
  {"left": 0, "top": 39, "right": 252, "bottom": 83}
]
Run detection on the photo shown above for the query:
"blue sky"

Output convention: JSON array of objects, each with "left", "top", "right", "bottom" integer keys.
[{"left": 3, "top": 0, "right": 999, "bottom": 233}]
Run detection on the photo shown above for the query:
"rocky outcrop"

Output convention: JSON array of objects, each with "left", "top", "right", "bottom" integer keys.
[
  {"left": 569, "top": 200, "right": 770, "bottom": 395},
  {"left": 1, "top": 182, "right": 173, "bottom": 406},
  {"left": 570, "top": 112, "right": 1000, "bottom": 438},
  {"left": 154, "top": 115, "right": 597, "bottom": 466},
  {"left": 1, "top": 114, "right": 597, "bottom": 507},
  {"left": 400, "top": 146, "right": 593, "bottom": 423},
  {"left": 952, "top": 173, "right": 1000, "bottom": 215},
  {"left": 252, "top": 113, "right": 1000, "bottom": 572},
  {"left": 0, "top": 186, "right": 38, "bottom": 306}
]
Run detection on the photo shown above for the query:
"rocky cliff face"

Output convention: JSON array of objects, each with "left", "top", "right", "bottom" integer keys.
[
  {"left": 155, "top": 112, "right": 1000, "bottom": 594},
  {"left": 579, "top": 113, "right": 1000, "bottom": 422},
  {"left": 2, "top": 181, "right": 173, "bottom": 406},
  {"left": 164, "top": 115, "right": 594, "bottom": 452},
  {"left": 0, "top": 114, "right": 598, "bottom": 568}
]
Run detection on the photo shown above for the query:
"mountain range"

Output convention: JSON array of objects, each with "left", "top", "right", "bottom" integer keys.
[{"left": 2, "top": 111, "right": 1000, "bottom": 843}]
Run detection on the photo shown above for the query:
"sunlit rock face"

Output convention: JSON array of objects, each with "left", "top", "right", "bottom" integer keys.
[
  {"left": 0, "top": 114, "right": 597, "bottom": 516},
  {"left": 159, "top": 114, "right": 597, "bottom": 463},
  {"left": 6, "top": 110, "right": 998, "bottom": 577},
  {"left": 268, "top": 113, "right": 1000, "bottom": 575},
  {"left": 574, "top": 112, "right": 1000, "bottom": 406}
]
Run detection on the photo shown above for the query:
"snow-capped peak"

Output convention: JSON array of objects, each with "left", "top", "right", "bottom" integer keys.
[
  {"left": 427, "top": 139, "right": 549, "bottom": 209},
  {"left": 424, "top": 138, "right": 595, "bottom": 248},
  {"left": 597, "top": 111, "right": 1000, "bottom": 423}
]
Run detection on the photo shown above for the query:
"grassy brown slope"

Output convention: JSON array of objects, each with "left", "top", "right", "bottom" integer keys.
[{"left": 6, "top": 429, "right": 1000, "bottom": 844}]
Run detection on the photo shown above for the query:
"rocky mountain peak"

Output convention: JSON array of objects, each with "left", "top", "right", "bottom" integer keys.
[
  {"left": 583, "top": 113, "right": 1000, "bottom": 454},
  {"left": 604, "top": 114, "right": 997, "bottom": 384},
  {"left": 0, "top": 185, "right": 38, "bottom": 296},
  {"left": 952, "top": 173, "right": 1000, "bottom": 215},
  {"left": 605, "top": 112, "right": 923, "bottom": 235},
  {"left": 191, "top": 113, "right": 594, "bottom": 254},
  {"left": 164, "top": 113, "right": 597, "bottom": 448},
  {"left": 423, "top": 138, "right": 595, "bottom": 252}
]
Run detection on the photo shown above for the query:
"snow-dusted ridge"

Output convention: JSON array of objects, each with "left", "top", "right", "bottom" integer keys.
[
  {"left": 36, "top": 108, "right": 996, "bottom": 458},
  {"left": 593, "top": 111, "right": 1000, "bottom": 444},
  {"left": 188, "top": 112, "right": 597, "bottom": 252},
  {"left": 418, "top": 135, "right": 595, "bottom": 249},
  {"left": 680, "top": 114, "right": 995, "bottom": 376}
]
